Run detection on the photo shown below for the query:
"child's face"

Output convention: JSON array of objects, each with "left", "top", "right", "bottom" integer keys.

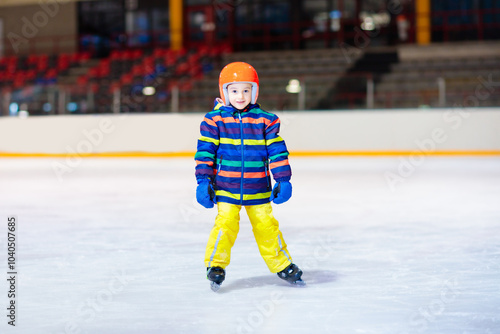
[{"left": 227, "top": 83, "right": 252, "bottom": 109}]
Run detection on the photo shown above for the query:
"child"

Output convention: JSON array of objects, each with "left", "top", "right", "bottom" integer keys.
[{"left": 195, "top": 62, "right": 304, "bottom": 291}]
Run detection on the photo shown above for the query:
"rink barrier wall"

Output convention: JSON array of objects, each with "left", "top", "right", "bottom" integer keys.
[
  {"left": 1, "top": 151, "right": 500, "bottom": 158},
  {"left": 1, "top": 109, "right": 500, "bottom": 157}
]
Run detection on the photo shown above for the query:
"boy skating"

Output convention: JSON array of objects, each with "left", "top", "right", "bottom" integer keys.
[{"left": 195, "top": 62, "right": 304, "bottom": 291}]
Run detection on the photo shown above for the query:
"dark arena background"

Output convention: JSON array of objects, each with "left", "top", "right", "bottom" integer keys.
[{"left": 0, "top": 1, "right": 499, "bottom": 333}]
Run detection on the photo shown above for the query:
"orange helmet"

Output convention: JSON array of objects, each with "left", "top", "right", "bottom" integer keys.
[{"left": 219, "top": 62, "right": 259, "bottom": 106}]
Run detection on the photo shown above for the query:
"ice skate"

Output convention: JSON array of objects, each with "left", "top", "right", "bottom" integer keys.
[
  {"left": 207, "top": 267, "right": 225, "bottom": 292},
  {"left": 277, "top": 263, "right": 306, "bottom": 286}
]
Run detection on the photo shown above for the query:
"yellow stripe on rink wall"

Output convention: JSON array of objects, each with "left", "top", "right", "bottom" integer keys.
[
  {"left": 0, "top": 152, "right": 196, "bottom": 158},
  {"left": 290, "top": 151, "right": 500, "bottom": 157},
  {"left": 1, "top": 151, "right": 500, "bottom": 158}
]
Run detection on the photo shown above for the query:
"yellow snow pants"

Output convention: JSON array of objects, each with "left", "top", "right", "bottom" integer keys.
[{"left": 204, "top": 202, "right": 292, "bottom": 273}]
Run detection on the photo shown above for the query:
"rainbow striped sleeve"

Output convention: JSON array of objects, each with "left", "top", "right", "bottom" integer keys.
[
  {"left": 195, "top": 112, "right": 220, "bottom": 181},
  {"left": 265, "top": 115, "right": 291, "bottom": 182}
]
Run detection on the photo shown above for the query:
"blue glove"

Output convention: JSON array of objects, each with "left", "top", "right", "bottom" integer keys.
[
  {"left": 196, "top": 179, "right": 216, "bottom": 208},
  {"left": 270, "top": 181, "right": 292, "bottom": 204}
]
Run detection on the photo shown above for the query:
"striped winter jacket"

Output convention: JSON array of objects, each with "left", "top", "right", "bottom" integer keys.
[{"left": 195, "top": 101, "right": 291, "bottom": 206}]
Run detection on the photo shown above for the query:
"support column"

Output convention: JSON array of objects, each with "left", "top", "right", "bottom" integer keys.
[
  {"left": 415, "top": 0, "right": 431, "bottom": 44},
  {"left": 169, "top": 0, "right": 183, "bottom": 50}
]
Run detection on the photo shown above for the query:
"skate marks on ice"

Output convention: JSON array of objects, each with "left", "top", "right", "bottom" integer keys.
[
  {"left": 288, "top": 270, "right": 337, "bottom": 285},
  {"left": 218, "top": 270, "right": 337, "bottom": 293}
]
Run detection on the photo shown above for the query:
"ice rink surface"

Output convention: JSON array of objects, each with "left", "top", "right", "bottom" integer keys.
[{"left": 1, "top": 156, "right": 499, "bottom": 334}]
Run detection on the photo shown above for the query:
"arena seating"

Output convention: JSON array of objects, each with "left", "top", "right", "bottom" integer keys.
[
  {"left": 9, "top": 46, "right": 355, "bottom": 113},
  {"left": 375, "top": 42, "right": 500, "bottom": 108},
  {"left": 1, "top": 41, "right": 499, "bottom": 114},
  {"left": 65, "top": 45, "right": 228, "bottom": 113},
  {"left": 0, "top": 52, "right": 90, "bottom": 89},
  {"left": 0, "top": 45, "right": 229, "bottom": 114},
  {"left": 376, "top": 56, "right": 500, "bottom": 108},
  {"left": 183, "top": 48, "right": 360, "bottom": 112},
  {"left": 0, "top": 52, "right": 92, "bottom": 115}
]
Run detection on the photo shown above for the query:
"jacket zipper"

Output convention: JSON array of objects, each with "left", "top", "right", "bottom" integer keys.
[
  {"left": 238, "top": 112, "right": 244, "bottom": 205},
  {"left": 263, "top": 158, "right": 270, "bottom": 189},
  {"left": 214, "top": 155, "right": 223, "bottom": 190}
]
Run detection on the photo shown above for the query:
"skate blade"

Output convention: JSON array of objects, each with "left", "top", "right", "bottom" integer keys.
[
  {"left": 210, "top": 281, "right": 221, "bottom": 292},
  {"left": 290, "top": 279, "right": 306, "bottom": 287}
]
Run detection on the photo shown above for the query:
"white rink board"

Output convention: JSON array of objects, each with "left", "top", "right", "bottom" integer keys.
[
  {"left": 0, "top": 157, "right": 499, "bottom": 333},
  {"left": 0, "top": 109, "right": 499, "bottom": 154}
]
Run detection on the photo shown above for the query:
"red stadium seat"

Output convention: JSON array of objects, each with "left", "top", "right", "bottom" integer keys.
[
  {"left": 13, "top": 76, "right": 25, "bottom": 89},
  {"left": 120, "top": 73, "right": 133, "bottom": 85},
  {"left": 132, "top": 49, "right": 143, "bottom": 60},
  {"left": 77, "top": 75, "right": 89, "bottom": 85}
]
